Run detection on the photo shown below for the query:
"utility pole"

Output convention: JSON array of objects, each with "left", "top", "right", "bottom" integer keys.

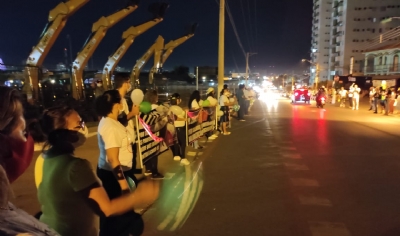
[
  {"left": 217, "top": 0, "right": 225, "bottom": 99},
  {"left": 196, "top": 66, "right": 199, "bottom": 90},
  {"left": 245, "top": 52, "right": 257, "bottom": 86}
]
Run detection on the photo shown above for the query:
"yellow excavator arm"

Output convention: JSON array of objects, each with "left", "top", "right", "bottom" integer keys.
[
  {"left": 161, "top": 34, "right": 194, "bottom": 67},
  {"left": 102, "top": 2, "right": 169, "bottom": 89},
  {"left": 130, "top": 36, "right": 164, "bottom": 86},
  {"left": 25, "top": 0, "right": 89, "bottom": 100},
  {"left": 71, "top": 2, "right": 139, "bottom": 100}
]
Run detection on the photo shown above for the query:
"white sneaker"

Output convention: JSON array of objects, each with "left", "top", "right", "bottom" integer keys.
[
  {"left": 180, "top": 159, "right": 190, "bottom": 166},
  {"left": 223, "top": 132, "right": 231, "bottom": 135},
  {"left": 173, "top": 156, "right": 181, "bottom": 161}
]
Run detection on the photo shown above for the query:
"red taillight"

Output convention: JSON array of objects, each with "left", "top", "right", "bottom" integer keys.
[{"left": 295, "top": 92, "right": 299, "bottom": 96}]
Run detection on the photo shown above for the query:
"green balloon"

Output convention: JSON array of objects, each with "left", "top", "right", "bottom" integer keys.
[
  {"left": 139, "top": 101, "right": 152, "bottom": 114},
  {"left": 202, "top": 100, "right": 211, "bottom": 107}
]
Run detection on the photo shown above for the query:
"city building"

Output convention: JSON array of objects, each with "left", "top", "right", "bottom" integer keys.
[
  {"left": 363, "top": 41, "right": 400, "bottom": 87},
  {"left": 311, "top": 0, "right": 400, "bottom": 84}
]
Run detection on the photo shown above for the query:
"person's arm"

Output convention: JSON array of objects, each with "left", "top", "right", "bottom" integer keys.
[
  {"left": 127, "top": 105, "right": 139, "bottom": 120},
  {"left": 106, "top": 147, "right": 129, "bottom": 193},
  {"left": 70, "top": 159, "right": 159, "bottom": 217}
]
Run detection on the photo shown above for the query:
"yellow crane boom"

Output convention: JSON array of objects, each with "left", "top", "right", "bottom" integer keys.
[
  {"left": 25, "top": 0, "right": 89, "bottom": 100},
  {"left": 71, "top": 1, "right": 139, "bottom": 100},
  {"left": 130, "top": 36, "right": 164, "bottom": 86},
  {"left": 149, "top": 23, "right": 197, "bottom": 84},
  {"left": 102, "top": 3, "right": 168, "bottom": 89}
]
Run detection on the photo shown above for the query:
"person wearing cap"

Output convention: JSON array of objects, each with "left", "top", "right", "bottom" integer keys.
[
  {"left": 206, "top": 87, "right": 218, "bottom": 107},
  {"left": 169, "top": 93, "right": 190, "bottom": 165}
]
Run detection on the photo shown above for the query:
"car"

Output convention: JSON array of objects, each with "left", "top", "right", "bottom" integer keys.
[{"left": 291, "top": 89, "right": 311, "bottom": 104}]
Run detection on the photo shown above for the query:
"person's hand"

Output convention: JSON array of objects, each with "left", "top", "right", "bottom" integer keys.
[
  {"left": 132, "top": 179, "right": 160, "bottom": 208},
  {"left": 130, "top": 105, "right": 139, "bottom": 117}
]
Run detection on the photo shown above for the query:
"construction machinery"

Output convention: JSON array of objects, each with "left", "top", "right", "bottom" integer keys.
[
  {"left": 71, "top": 0, "right": 139, "bottom": 100},
  {"left": 102, "top": 2, "right": 168, "bottom": 89},
  {"left": 130, "top": 36, "right": 165, "bottom": 87},
  {"left": 25, "top": 0, "right": 89, "bottom": 101}
]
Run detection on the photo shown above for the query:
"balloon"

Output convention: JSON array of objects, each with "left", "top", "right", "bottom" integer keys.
[
  {"left": 217, "top": 110, "right": 224, "bottom": 117},
  {"left": 202, "top": 100, "right": 211, "bottom": 107},
  {"left": 170, "top": 105, "right": 184, "bottom": 117},
  {"left": 130, "top": 89, "right": 144, "bottom": 105},
  {"left": 198, "top": 100, "right": 203, "bottom": 106},
  {"left": 233, "top": 104, "right": 240, "bottom": 112},
  {"left": 229, "top": 98, "right": 235, "bottom": 103},
  {"left": 139, "top": 101, "right": 152, "bottom": 114}
]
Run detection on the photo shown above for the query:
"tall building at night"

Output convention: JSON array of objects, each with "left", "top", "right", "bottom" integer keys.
[{"left": 310, "top": 0, "right": 400, "bottom": 84}]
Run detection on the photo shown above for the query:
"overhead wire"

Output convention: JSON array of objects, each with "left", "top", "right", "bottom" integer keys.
[
  {"left": 247, "top": 0, "right": 256, "bottom": 52},
  {"left": 225, "top": 0, "right": 247, "bottom": 57},
  {"left": 239, "top": 0, "right": 253, "bottom": 52}
]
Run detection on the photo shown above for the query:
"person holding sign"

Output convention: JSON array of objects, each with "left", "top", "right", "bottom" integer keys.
[
  {"left": 188, "top": 90, "right": 204, "bottom": 149},
  {"left": 219, "top": 88, "right": 234, "bottom": 135},
  {"left": 95, "top": 90, "right": 158, "bottom": 235}
]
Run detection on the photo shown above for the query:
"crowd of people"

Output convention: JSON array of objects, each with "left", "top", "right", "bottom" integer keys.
[
  {"left": 0, "top": 74, "right": 256, "bottom": 235},
  {"left": 314, "top": 84, "right": 400, "bottom": 115}
]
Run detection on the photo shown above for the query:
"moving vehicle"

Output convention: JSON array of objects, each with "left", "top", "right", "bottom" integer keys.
[
  {"left": 316, "top": 94, "right": 326, "bottom": 108},
  {"left": 291, "top": 89, "right": 311, "bottom": 104}
]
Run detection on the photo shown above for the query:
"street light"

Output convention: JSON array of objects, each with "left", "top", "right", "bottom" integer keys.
[
  {"left": 381, "top": 17, "right": 400, "bottom": 24},
  {"left": 302, "top": 59, "right": 319, "bottom": 90}
]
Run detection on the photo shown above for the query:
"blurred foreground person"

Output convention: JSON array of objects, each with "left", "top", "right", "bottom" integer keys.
[
  {"left": 0, "top": 86, "right": 58, "bottom": 235},
  {"left": 33, "top": 104, "right": 159, "bottom": 236}
]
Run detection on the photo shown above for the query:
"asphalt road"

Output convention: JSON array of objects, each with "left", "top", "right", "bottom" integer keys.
[{"left": 10, "top": 96, "right": 400, "bottom": 236}]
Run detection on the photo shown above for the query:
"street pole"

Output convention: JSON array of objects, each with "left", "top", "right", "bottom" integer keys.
[
  {"left": 217, "top": 0, "right": 225, "bottom": 99},
  {"left": 196, "top": 66, "right": 199, "bottom": 90}
]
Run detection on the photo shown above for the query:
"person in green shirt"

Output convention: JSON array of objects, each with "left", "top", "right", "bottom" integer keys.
[{"left": 34, "top": 106, "right": 159, "bottom": 236}]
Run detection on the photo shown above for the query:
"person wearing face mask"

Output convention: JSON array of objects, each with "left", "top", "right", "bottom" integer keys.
[
  {"left": 114, "top": 73, "right": 140, "bottom": 173},
  {"left": 94, "top": 79, "right": 105, "bottom": 98},
  {"left": 219, "top": 88, "right": 234, "bottom": 135},
  {"left": 33, "top": 103, "right": 159, "bottom": 236},
  {"left": 0, "top": 86, "right": 59, "bottom": 235}
]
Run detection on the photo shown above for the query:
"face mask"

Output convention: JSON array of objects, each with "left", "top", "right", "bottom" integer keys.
[
  {"left": 1, "top": 134, "right": 34, "bottom": 183},
  {"left": 97, "top": 83, "right": 102, "bottom": 87},
  {"left": 71, "top": 128, "right": 88, "bottom": 149}
]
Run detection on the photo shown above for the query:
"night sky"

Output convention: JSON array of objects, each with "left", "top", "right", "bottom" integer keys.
[{"left": 0, "top": 0, "right": 312, "bottom": 74}]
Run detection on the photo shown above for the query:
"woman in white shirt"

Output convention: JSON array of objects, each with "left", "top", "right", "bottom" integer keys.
[
  {"left": 219, "top": 88, "right": 232, "bottom": 135},
  {"left": 96, "top": 90, "right": 146, "bottom": 235},
  {"left": 188, "top": 90, "right": 203, "bottom": 149}
]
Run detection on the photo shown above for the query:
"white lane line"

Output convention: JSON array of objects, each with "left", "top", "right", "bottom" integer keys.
[
  {"left": 309, "top": 221, "right": 352, "bottom": 236},
  {"left": 187, "top": 151, "right": 197, "bottom": 156},
  {"left": 284, "top": 163, "right": 310, "bottom": 171},
  {"left": 291, "top": 178, "right": 320, "bottom": 187},
  {"left": 282, "top": 153, "right": 302, "bottom": 159},
  {"left": 298, "top": 195, "right": 332, "bottom": 207}
]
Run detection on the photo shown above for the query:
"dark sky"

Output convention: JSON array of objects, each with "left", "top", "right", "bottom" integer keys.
[{"left": 0, "top": 0, "right": 312, "bottom": 74}]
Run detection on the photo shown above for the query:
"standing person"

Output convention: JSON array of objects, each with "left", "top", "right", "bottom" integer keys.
[
  {"left": 332, "top": 88, "right": 337, "bottom": 105},
  {"left": 94, "top": 79, "right": 105, "bottom": 98},
  {"left": 0, "top": 86, "right": 59, "bottom": 235},
  {"left": 170, "top": 93, "right": 190, "bottom": 165},
  {"left": 219, "top": 88, "right": 233, "bottom": 135},
  {"left": 373, "top": 87, "right": 381, "bottom": 114},
  {"left": 396, "top": 88, "right": 400, "bottom": 114},
  {"left": 352, "top": 84, "right": 361, "bottom": 110},
  {"left": 188, "top": 90, "right": 204, "bottom": 149},
  {"left": 114, "top": 73, "right": 140, "bottom": 174},
  {"left": 348, "top": 84, "right": 354, "bottom": 108},
  {"left": 95, "top": 90, "right": 157, "bottom": 235},
  {"left": 243, "top": 86, "right": 251, "bottom": 115},
  {"left": 339, "top": 87, "right": 347, "bottom": 108},
  {"left": 388, "top": 88, "right": 396, "bottom": 114},
  {"left": 205, "top": 87, "right": 219, "bottom": 139},
  {"left": 236, "top": 84, "right": 246, "bottom": 121},
  {"left": 369, "top": 87, "right": 375, "bottom": 111},
  {"left": 380, "top": 88, "right": 387, "bottom": 114}
]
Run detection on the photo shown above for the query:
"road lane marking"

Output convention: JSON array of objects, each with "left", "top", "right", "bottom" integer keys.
[
  {"left": 284, "top": 163, "right": 310, "bottom": 170},
  {"left": 291, "top": 178, "right": 320, "bottom": 187},
  {"left": 282, "top": 153, "right": 302, "bottom": 159},
  {"left": 298, "top": 195, "right": 332, "bottom": 207},
  {"left": 309, "top": 221, "right": 351, "bottom": 236}
]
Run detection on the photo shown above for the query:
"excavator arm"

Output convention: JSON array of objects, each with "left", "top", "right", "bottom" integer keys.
[
  {"left": 149, "top": 23, "right": 197, "bottom": 84},
  {"left": 25, "top": 0, "right": 89, "bottom": 100},
  {"left": 102, "top": 3, "right": 169, "bottom": 89},
  {"left": 71, "top": 0, "right": 139, "bottom": 100},
  {"left": 130, "top": 36, "right": 164, "bottom": 86}
]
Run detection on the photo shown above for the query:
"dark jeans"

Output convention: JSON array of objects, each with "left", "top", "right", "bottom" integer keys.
[
  {"left": 144, "top": 155, "right": 159, "bottom": 174},
  {"left": 96, "top": 168, "right": 144, "bottom": 236},
  {"left": 349, "top": 96, "right": 353, "bottom": 107},
  {"left": 176, "top": 127, "right": 187, "bottom": 159},
  {"left": 238, "top": 100, "right": 246, "bottom": 120},
  {"left": 373, "top": 98, "right": 379, "bottom": 112},
  {"left": 245, "top": 100, "right": 250, "bottom": 115}
]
